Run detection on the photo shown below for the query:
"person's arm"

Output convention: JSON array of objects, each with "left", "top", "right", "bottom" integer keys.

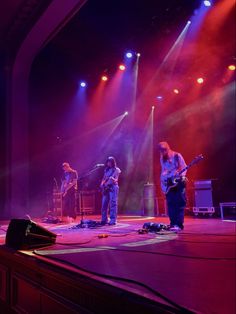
[
  {"left": 176, "top": 153, "right": 187, "bottom": 176},
  {"left": 61, "top": 175, "right": 66, "bottom": 192},
  {"left": 109, "top": 168, "right": 121, "bottom": 184},
  {"left": 61, "top": 181, "right": 65, "bottom": 193},
  {"left": 100, "top": 172, "right": 107, "bottom": 187},
  {"left": 68, "top": 172, "right": 77, "bottom": 189}
]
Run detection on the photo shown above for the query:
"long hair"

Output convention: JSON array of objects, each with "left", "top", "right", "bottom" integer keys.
[
  {"left": 105, "top": 156, "right": 116, "bottom": 168},
  {"left": 158, "top": 142, "right": 171, "bottom": 162}
]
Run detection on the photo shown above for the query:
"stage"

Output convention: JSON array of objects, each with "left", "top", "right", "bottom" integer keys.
[{"left": 0, "top": 215, "right": 235, "bottom": 313}]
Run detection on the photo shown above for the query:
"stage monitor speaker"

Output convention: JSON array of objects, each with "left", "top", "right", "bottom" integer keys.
[{"left": 5, "top": 219, "right": 57, "bottom": 250}]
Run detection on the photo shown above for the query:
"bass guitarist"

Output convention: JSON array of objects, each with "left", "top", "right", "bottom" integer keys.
[
  {"left": 61, "top": 162, "right": 78, "bottom": 223},
  {"left": 158, "top": 142, "right": 187, "bottom": 231},
  {"left": 100, "top": 156, "right": 121, "bottom": 225}
]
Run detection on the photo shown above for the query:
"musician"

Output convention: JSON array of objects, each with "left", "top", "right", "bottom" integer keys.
[
  {"left": 61, "top": 162, "right": 78, "bottom": 223},
  {"left": 158, "top": 142, "right": 187, "bottom": 231},
  {"left": 100, "top": 156, "right": 121, "bottom": 225}
]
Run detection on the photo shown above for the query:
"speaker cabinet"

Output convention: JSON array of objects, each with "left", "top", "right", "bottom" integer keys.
[
  {"left": 5, "top": 219, "right": 57, "bottom": 250},
  {"left": 194, "top": 180, "right": 213, "bottom": 207}
]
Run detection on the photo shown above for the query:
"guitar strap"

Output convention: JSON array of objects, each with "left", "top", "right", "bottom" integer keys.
[
  {"left": 103, "top": 168, "right": 116, "bottom": 186},
  {"left": 174, "top": 153, "right": 179, "bottom": 168},
  {"left": 101, "top": 168, "right": 117, "bottom": 194}
]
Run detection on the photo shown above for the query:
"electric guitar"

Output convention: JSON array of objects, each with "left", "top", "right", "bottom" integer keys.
[
  {"left": 62, "top": 182, "right": 77, "bottom": 197},
  {"left": 100, "top": 177, "right": 114, "bottom": 194},
  {"left": 161, "top": 154, "right": 204, "bottom": 194},
  {"left": 100, "top": 168, "right": 117, "bottom": 194}
]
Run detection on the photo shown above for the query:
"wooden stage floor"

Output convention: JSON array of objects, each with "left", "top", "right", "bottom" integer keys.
[{"left": 0, "top": 215, "right": 235, "bottom": 313}]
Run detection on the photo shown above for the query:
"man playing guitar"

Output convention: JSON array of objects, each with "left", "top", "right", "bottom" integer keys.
[
  {"left": 61, "top": 162, "right": 78, "bottom": 223},
  {"left": 100, "top": 156, "right": 121, "bottom": 225},
  {"left": 158, "top": 142, "right": 187, "bottom": 231}
]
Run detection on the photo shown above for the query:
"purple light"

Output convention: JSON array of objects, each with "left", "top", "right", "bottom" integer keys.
[
  {"left": 126, "top": 52, "right": 133, "bottom": 58},
  {"left": 203, "top": 1, "right": 212, "bottom": 7},
  {"left": 80, "top": 81, "right": 86, "bottom": 87},
  {"left": 156, "top": 96, "right": 163, "bottom": 100}
]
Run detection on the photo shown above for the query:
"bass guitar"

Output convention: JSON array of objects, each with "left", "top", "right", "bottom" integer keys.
[{"left": 161, "top": 154, "right": 204, "bottom": 194}]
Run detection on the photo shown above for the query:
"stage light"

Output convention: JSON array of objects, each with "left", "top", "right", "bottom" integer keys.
[
  {"left": 173, "top": 89, "right": 179, "bottom": 94},
  {"left": 137, "top": 53, "right": 141, "bottom": 57},
  {"left": 101, "top": 75, "right": 108, "bottom": 81},
  {"left": 156, "top": 96, "right": 163, "bottom": 100},
  {"left": 203, "top": 1, "right": 212, "bottom": 7},
  {"left": 187, "top": 20, "right": 191, "bottom": 24},
  {"left": 80, "top": 81, "right": 86, "bottom": 87},
  {"left": 197, "top": 77, "right": 204, "bottom": 84},
  {"left": 152, "top": 106, "right": 155, "bottom": 110},
  {"left": 124, "top": 111, "right": 129, "bottom": 116},
  {"left": 126, "top": 52, "right": 133, "bottom": 58},
  {"left": 228, "top": 65, "right": 236, "bottom": 71},
  {"left": 119, "top": 64, "right": 126, "bottom": 71}
]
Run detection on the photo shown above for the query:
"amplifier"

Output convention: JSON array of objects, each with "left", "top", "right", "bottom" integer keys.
[
  {"left": 194, "top": 180, "right": 212, "bottom": 189},
  {"left": 194, "top": 180, "right": 213, "bottom": 207},
  {"left": 78, "top": 191, "right": 96, "bottom": 214}
]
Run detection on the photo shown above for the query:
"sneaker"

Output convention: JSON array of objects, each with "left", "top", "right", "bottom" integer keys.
[
  {"left": 108, "top": 221, "right": 116, "bottom": 226},
  {"left": 169, "top": 225, "right": 181, "bottom": 232}
]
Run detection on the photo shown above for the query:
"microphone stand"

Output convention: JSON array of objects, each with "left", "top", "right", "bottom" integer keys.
[{"left": 76, "top": 166, "right": 103, "bottom": 228}]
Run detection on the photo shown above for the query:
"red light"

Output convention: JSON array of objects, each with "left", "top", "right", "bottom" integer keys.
[
  {"left": 173, "top": 89, "right": 179, "bottom": 94},
  {"left": 101, "top": 75, "right": 108, "bottom": 81},
  {"left": 197, "top": 77, "right": 204, "bottom": 84},
  {"left": 119, "top": 64, "right": 126, "bottom": 71},
  {"left": 228, "top": 65, "right": 235, "bottom": 71}
]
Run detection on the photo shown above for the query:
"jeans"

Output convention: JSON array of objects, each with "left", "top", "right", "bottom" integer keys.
[
  {"left": 101, "top": 185, "right": 119, "bottom": 224},
  {"left": 63, "top": 188, "right": 77, "bottom": 219},
  {"left": 166, "top": 184, "right": 186, "bottom": 228}
]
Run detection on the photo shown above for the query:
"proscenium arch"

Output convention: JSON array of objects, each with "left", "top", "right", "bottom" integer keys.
[{"left": 7, "top": 0, "right": 87, "bottom": 216}]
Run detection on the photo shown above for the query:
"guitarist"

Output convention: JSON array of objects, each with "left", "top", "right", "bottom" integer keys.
[
  {"left": 158, "top": 142, "right": 187, "bottom": 231},
  {"left": 100, "top": 156, "right": 121, "bottom": 225},
  {"left": 61, "top": 162, "right": 78, "bottom": 223}
]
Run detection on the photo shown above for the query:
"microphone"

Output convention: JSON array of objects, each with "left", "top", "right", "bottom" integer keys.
[{"left": 95, "top": 164, "right": 105, "bottom": 167}]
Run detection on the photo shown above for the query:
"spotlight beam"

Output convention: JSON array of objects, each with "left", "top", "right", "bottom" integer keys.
[{"left": 162, "top": 20, "right": 191, "bottom": 65}]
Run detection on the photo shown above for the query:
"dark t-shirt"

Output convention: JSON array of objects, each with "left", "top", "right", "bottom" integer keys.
[{"left": 61, "top": 169, "right": 78, "bottom": 192}]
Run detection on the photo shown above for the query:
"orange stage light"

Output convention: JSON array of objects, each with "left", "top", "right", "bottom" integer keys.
[
  {"left": 228, "top": 65, "right": 235, "bottom": 71},
  {"left": 119, "top": 64, "right": 126, "bottom": 71}
]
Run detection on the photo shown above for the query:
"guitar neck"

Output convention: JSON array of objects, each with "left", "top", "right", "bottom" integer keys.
[
  {"left": 178, "top": 156, "right": 203, "bottom": 176},
  {"left": 178, "top": 166, "right": 188, "bottom": 176}
]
